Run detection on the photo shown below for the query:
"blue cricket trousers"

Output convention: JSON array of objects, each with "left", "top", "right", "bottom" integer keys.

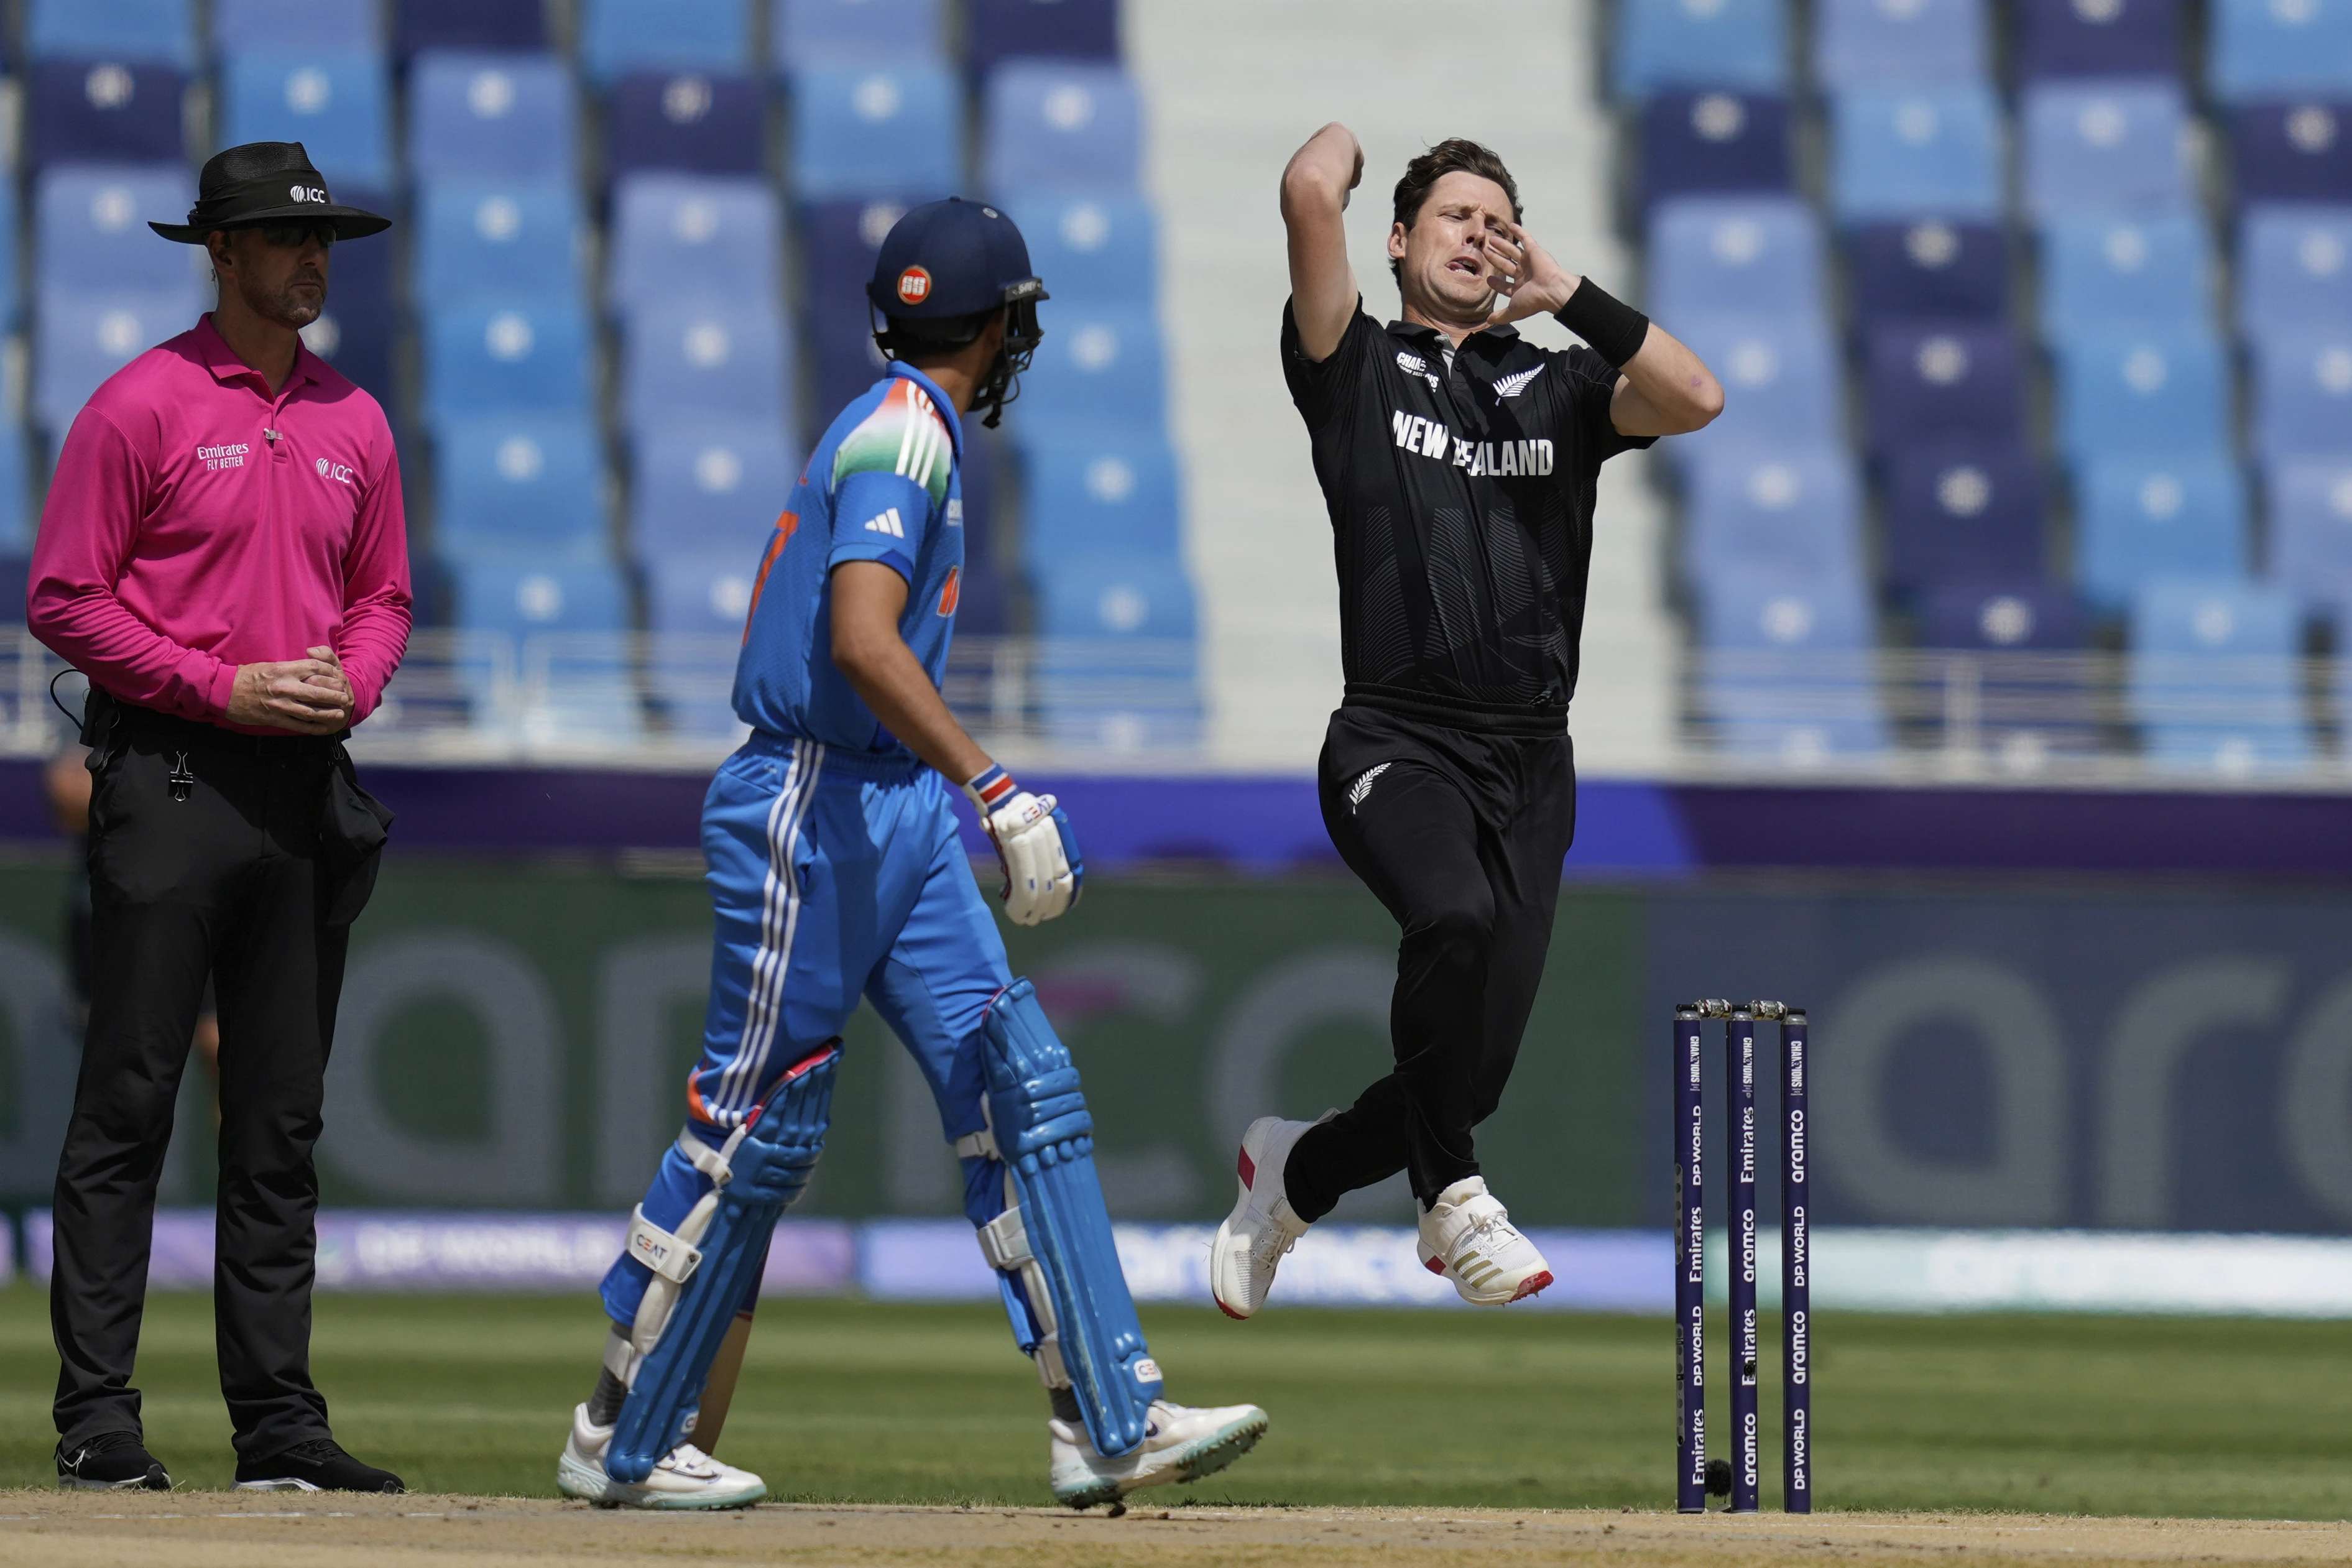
[{"left": 601, "top": 733, "right": 1009, "bottom": 1328}]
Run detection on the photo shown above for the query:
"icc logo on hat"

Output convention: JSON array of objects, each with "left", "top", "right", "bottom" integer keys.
[{"left": 895, "top": 266, "right": 933, "bottom": 306}]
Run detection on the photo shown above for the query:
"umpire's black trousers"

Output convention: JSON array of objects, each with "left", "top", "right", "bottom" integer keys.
[
  {"left": 52, "top": 706, "right": 352, "bottom": 1462},
  {"left": 1287, "top": 700, "right": 1575, "bottom": 1220}
]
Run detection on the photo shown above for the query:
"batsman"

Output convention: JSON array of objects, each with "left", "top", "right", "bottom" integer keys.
[{"left": 555, "top": 199, "right": 1268, "bottom": 1510}]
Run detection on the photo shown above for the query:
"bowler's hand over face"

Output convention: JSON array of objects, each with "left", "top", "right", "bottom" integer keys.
[
  {"left": 226, "top": 648, "right": 353, "bottom": 734},
  {"left": 1485, "top": 223, "right": 1583, "bottom": 323}
]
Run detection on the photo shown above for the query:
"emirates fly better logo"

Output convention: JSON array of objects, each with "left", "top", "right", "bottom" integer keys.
[{"left": 895, "top": 266, "right": 933, "bottom": 306}]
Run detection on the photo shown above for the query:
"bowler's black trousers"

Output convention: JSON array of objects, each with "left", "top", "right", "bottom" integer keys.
[
  {"left": 52, "top": 708, "right": 351, "bottom": 1462},
  {"left": 1286, "top": 702, "right": 1576, "bottom": 1220}
]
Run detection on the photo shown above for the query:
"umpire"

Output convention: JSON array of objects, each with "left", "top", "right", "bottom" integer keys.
[
  {"left": 27, "top": 144, "right": 408, "bottom": 1492},
  {"left": 1213, "top": 129, "right": 1723, "bottom": 1317}
]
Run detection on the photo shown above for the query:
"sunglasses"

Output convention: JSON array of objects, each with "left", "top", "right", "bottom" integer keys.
[{"left": 253, "top": 222, "right": 336, "bottom": 249}]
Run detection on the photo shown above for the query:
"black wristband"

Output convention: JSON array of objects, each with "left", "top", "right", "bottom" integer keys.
[{"left": 1554, "top": 279, "right": 1650, "bottom": 370}]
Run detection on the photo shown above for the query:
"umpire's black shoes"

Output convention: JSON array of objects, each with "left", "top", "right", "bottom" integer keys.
[
  {"left": 234, "top": 1437, "right": 405, "bottom": 1493},
  {"left": 57, "top": 1432, "right": 172, "bottom": 1490}
]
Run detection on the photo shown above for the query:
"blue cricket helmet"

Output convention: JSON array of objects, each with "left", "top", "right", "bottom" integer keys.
[
  {"left": 865, "top": 197, "right": 1048, "bottom": 427},
  {"left": 866, "top": 197, "right": 1046, "bottom": 321}
]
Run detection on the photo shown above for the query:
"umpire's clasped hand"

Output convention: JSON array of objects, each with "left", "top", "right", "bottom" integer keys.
[
  {"left": 225, "top": 644, "right": 354, "bottom": 734},
  {"left": 962, "top": 763, "right": 1084, "bottom": 926}
]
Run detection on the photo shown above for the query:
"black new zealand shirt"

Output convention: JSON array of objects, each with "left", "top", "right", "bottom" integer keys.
[{"left": 1281, "top": 298, "right": 1652, "bottom": 731}]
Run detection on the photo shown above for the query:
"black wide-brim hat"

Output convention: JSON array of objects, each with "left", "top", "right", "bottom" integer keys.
[{"left": 149, "top": 141, "right": 392, "bottom": 244}]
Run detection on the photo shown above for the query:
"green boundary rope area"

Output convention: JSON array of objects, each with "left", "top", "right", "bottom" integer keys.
[{"left": 4, "top": 1288, "right": 2351, "bottom": 1517}]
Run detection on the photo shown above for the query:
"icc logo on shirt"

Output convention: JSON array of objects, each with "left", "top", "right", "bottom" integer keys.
[{"left": 315, "top": 456, "right": 355, "bottom": 486}]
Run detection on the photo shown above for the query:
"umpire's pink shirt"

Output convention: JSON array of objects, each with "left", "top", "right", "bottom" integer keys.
[{"left": 27, "top": 314, "right": 411, "bottom": 734}]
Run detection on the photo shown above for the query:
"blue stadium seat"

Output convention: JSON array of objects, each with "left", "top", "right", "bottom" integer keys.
[
  {"left": 214, "top": 0, "right": 377, "bottom": 51},
  {"left": 581, "top": 0, "right": 749, "bottom": 84},
  {"left": 1916, "top": 580, "right": 2095, "bottom": 760},
  {"left": 1864, "top": 323, "right": 2027, "bottom": 458},
  {"left": 1646, "top": 197, "right": 1824, "bottom": 321},
  {"left": 2077, "top": 453, "right": 2248, "bottom": 611},
  {"left": 2237, "top": 206, "right": 2352, "bottom": 338},
  {"left": 1884, "top": 440, "right": 2050, "bottom": 595},
  {"left": 408, "top": 52, "right": 576, "bottom": 180},
  {"left": 35, "top": 292, "right": 205, "bottom": 437},
  {"left": 448, "top": 561, "right": 640, "bottom": 743},
  {"left": 2129, "top": 577, "right": 2310, "bottom": 770},
  {"left": 300, "top": 182, "right": 394, "bottom": 397},
  {"left": 2052, "top": 330, "right": 2230, "bottom": 468},
  {"left": 2250, "top": 329, "right": 2352, "bottom": 463},
  {"left": 2022, "top": 81, "right": 2192, "bottom": 218},
  {"left": 28, "top": 0, "right": 193, "bottom": 68},
  {"left": 395, "top": 0, "right": 545, "bottom": 62},
  {"left": 1919, "top": 581, "right": 2086, "bottom": 649},
  {"left": 607, "top": 175, "right": 783, "bottom": 317},
  {"left": 1829, "top": 86, "right": 2004, "bottom": 224},
  {"left": 0, "top": 433, "right": 32, "bottom": 553},
  {"left": 422, "top": 302, "right": 596, "bottom": 427},
  {"left": 798, "top": 197, "right": 901, "bottom": 431},
  {"left": 605, "top": 71, "right": 767, "bottom": 182},
  {"left": 1018, "top": 435, "right": 1183, "bottom": 570},
  {"left": 967, "top": 0, "right": 1119, "bottom": 76},
  {"left": 36, "top": 167, "right": 202, "bottom": 299},
  {"left": 0, "top": 554, "right": 30, "bottom": 621},
  {"left": 1013, "top": 306, "right": 1166, "bottom": 434},
  {"left": 2232, "top": 103, "right": 2352, "bottom": 206},
  {"left": 1033, "top": 551, "right": 1194, "bottom": 637},
  {"left": 2016, "top": 0, "right": 2179, "bottom": 80},
  {"left": 1033, "top": 552, "right": 1202, "bottom": 749},
  {"left": 219, "top": 53, "right": 394, "bottom": 191},
  {"left": 622, "top": 302, "right": 794, "bottom": 433},
  {"left": 434, "top": 417, "right": 609, "bottom": 563},
  {"left": 1669, "top": 316, "right": 1842, "bottom": 459},
  {"left": 0, "top": 187, "right": 21, "bottom": 331},
  {"left": 1613, "top": 0, "right": 1792, "bottom": 98},
  {"left": 1812, "top": 0, "right": 1988, "bottom": 91},
  {"left": 1638, "top": 91, "right": 1794, "bottom": 211},
  {"left": 2037, "top": 211, "right": 2212, "bottom": 338},
  {"left": 984, "top": 62, "right": 1140, "bottom": 196},
  {"left": 300, "top": 292, "right": 395, "bottom": 402},
  {"left": 1849, "top": 219, "right": 2007, "bottom": 326},
  {"left": 1681, "top": 448, "right": 1864, "bottom": 586},
  {"left": 28, "top": 62, "right": 186, "bottom": 174},
  {"left": 630, "top": 422, "right": 799, "bottom": 560},
  {"left": 413, "top": 178, "right": 584, "bottom": 313},
  {"left": 643, "top": 550, "right": 757, "bottom": 734},
  {"left": 643, "top": 550, "right": 757, "bottom": 636},
  {"left": 775, "top": 0, "right": 944, "bottom": 67},
  {"left": 788, "top": 62, "right": 961, "bottom": 200},
  {"left": 2266, "top": 457, "right": 2352, "bottom": 602},
  {"left": 1693, "top": 570, "right": 1888, "bottom": 759},
  {"left": 2210, "top": 0, "right": 2352, "bottom": 103},
  {"left": 1001, "top": 193, "right": 1158, "bottom": 308}
]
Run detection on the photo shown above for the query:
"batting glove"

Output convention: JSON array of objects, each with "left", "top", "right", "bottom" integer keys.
[{"left": 963, "top": 765, "right": 1084, "bottom": 926}]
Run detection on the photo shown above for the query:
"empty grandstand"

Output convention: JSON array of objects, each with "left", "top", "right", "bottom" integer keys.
[{"left": 0, "top": 0, "right": 2347, "bottom": 785}]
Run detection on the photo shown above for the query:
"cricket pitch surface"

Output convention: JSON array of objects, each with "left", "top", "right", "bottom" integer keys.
[{"left": 6, "top": 1493, "right": 2352, "bottom": 1567}]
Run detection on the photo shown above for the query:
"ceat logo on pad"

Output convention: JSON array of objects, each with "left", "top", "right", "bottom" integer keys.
[{"left": 895, "top": 266, "right": 933, "bottom": 305}]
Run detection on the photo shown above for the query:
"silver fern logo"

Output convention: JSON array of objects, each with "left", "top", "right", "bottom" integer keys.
[
  {"left": 1347, "top": 762, "right": 1392, "bottom": 813},
  {"left": 1492, "top": 365, "right": 1544, "bottom": 400}
]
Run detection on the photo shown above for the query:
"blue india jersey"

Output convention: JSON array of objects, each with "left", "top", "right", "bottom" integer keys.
[{"left": 733, "top": 362, "right": 966, "bottom": 754}]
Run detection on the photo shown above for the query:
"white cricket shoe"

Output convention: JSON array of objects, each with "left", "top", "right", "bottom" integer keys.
[
  {"left": 1049, "top": 1398, "right": 1270, "bottom": 1510},
  {"left": 555, "top": 1403, "right": 767, "bottom": 1510},
  {"left": 1416, "top": 1176, "right": 1555, "bottom": 1306},
  {"left": 1209, "top": 1114, "right": 1326, "bottom": 1319}
]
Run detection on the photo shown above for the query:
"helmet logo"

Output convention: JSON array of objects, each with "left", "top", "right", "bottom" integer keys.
[{"left": 895, "top": 266, "right": 933, "bottom": 305}]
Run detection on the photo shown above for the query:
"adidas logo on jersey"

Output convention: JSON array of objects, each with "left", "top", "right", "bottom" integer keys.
[
  {"left": 862, "top": 507, "right": 906, "bottom": 538},
  {"left": 1492, "top": 365, "right": 1544, "bottom": 400}
]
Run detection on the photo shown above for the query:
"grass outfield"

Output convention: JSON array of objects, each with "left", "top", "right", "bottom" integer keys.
[{"left": 3, "top": 1284, "right": 2351, "bottom": 1517}]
